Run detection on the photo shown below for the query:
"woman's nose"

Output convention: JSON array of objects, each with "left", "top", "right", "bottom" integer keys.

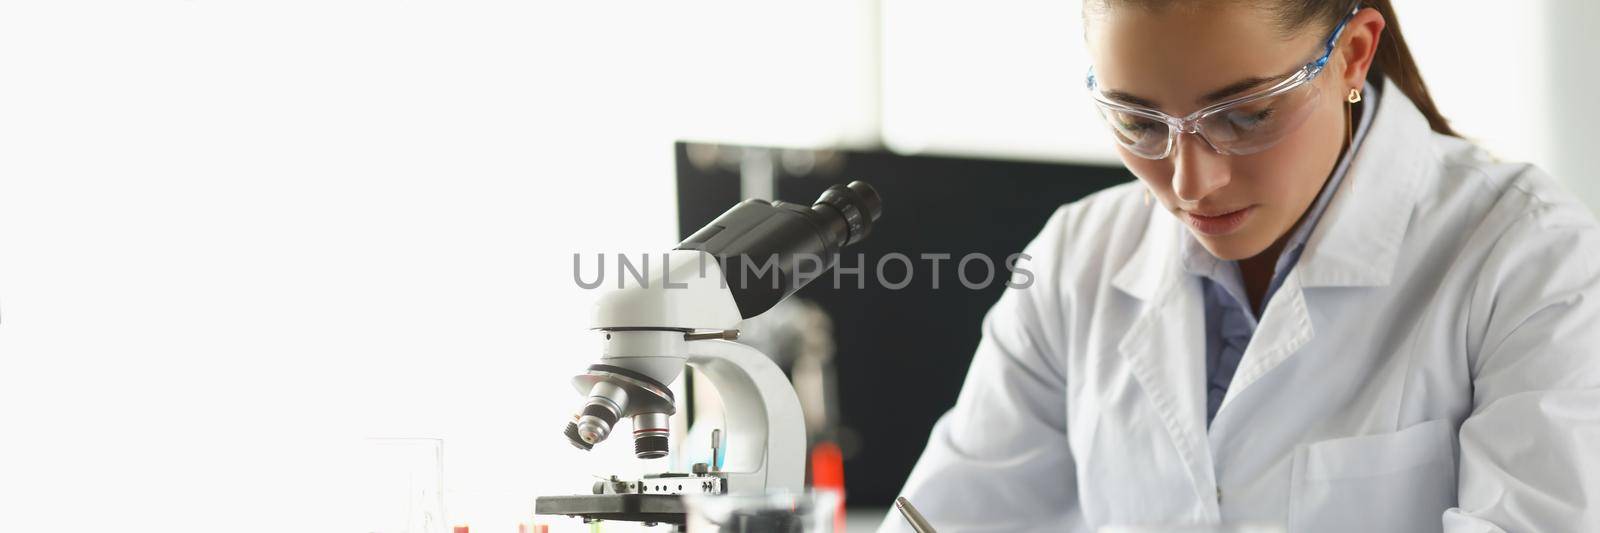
[{"left": 1171, "top": 134, "right": 1230, "bottom": 204}]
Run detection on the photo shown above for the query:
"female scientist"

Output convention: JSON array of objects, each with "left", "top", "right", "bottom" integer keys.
[{"left": 885, "top": 1, "right": 1600, "bottom": 531}]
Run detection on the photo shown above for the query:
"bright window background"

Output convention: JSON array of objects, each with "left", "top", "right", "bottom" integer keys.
[
  {"left": 1, "top": 2, "right": 1595, "bottom": 532},
  {"left": 0, "top": 2, "right": 874, "bottom": 532}
]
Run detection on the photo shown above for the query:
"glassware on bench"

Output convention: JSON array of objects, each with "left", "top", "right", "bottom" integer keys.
[{"left": 362, "top": 437, "right": 448, "bottom": 533}]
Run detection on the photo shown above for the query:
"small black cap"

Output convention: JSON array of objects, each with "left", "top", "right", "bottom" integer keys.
[{"left": 564, "top": 421, "right": 594, "bottom": 451}]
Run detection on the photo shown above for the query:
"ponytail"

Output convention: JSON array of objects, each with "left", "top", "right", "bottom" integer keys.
[{"left": 1361, "top": 0, "right": 1458, "bottom": 136}]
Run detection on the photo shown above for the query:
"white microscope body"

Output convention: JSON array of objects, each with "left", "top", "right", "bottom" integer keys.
[
  {"left": 588, "top": 249, "right": 807, "bottom": 494},
  {"left": 538, "top": 181, "right": 881, "bottom": 526}
]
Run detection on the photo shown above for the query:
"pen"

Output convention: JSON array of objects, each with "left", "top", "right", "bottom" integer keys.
[{"left": 894, "top": 496, "right": 938, "bottom": 533}]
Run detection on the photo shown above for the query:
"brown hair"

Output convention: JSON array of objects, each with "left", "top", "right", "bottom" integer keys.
[
  {"left": 1278, "top": 0, "right": 1458, "bottom": 136},
  {"left": 1090, "top": 0, "right": 1460, "bottom": 136}
]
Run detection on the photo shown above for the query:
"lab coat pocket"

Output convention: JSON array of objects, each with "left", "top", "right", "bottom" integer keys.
[{"left": 1289, "top": 418, "right": 1457, "bottom": 533}]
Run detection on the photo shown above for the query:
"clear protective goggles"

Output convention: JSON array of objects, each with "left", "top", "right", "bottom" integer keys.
[{"left": 1086, "top": 4, "right": 1360, "bottom": 160}]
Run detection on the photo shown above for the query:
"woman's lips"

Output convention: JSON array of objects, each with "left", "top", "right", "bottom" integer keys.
[{"left": 1182, "top": 206, "right": 1254, "bottom": 236}]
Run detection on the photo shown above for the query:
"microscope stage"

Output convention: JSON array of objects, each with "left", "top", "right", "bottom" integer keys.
[{"left": 535, "top": 493, "right": 687, "bottom": 525}]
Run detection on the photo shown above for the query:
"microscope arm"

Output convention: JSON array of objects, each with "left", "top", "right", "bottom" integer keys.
[{"left": 686, "top": 339, "right": 807, "bottom": 494}]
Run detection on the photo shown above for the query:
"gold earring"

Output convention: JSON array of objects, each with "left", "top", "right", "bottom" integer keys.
[{"left": 1347, "top": 87, "right": 1362, "bottom": 104}]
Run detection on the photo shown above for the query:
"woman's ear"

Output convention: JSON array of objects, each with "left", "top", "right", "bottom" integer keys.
[{"left": 1339, "top": 8, "right": 1386, "bottom": 88}]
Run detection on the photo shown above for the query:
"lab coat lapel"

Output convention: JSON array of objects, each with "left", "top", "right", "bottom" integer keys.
[
  {"left": 1217, "top": 271, "right": 1312, "bottom": 411},
  {"left": 1219, "top": 78, "right": 1428, "bottom": 410},
  {"left": 1113, "top": 209, "right": 1220, "bottom": 520}
]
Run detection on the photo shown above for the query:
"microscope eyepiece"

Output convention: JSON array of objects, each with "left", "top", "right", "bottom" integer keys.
[
  {"left": 814, "top": 180, "right": 882, "bottom": 246},
  {"left": 677, "top": 180, "right": 884, "bottom": 319}
]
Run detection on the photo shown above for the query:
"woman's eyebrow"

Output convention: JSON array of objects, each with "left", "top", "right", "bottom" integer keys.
[
  {"left": 1103, "top": 74, "right": 1281, "bottom": 111},
  {"left": 1201, "top": 75, "right": 1279, "bottom": 104},
  {"left": 1103, "top": 89, "right": 1158, "bottom": 108}
]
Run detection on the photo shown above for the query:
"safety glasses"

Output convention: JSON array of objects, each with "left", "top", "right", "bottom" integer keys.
[{"left": 1085, "top": 4, "right": 1361, "bottom": 160}]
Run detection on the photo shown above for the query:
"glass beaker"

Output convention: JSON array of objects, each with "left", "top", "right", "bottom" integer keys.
[{"left": 362, "top": 437, "right": 448, "bottom": 533}]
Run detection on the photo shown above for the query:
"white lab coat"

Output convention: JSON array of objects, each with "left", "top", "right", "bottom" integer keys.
[{"left": 880, "top": 79, "right": 1600, "bottom": 533}]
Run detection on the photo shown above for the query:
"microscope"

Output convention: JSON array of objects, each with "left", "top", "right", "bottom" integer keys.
[{"left": 535, "top": 181, "right": 882, "bottom": 529}]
